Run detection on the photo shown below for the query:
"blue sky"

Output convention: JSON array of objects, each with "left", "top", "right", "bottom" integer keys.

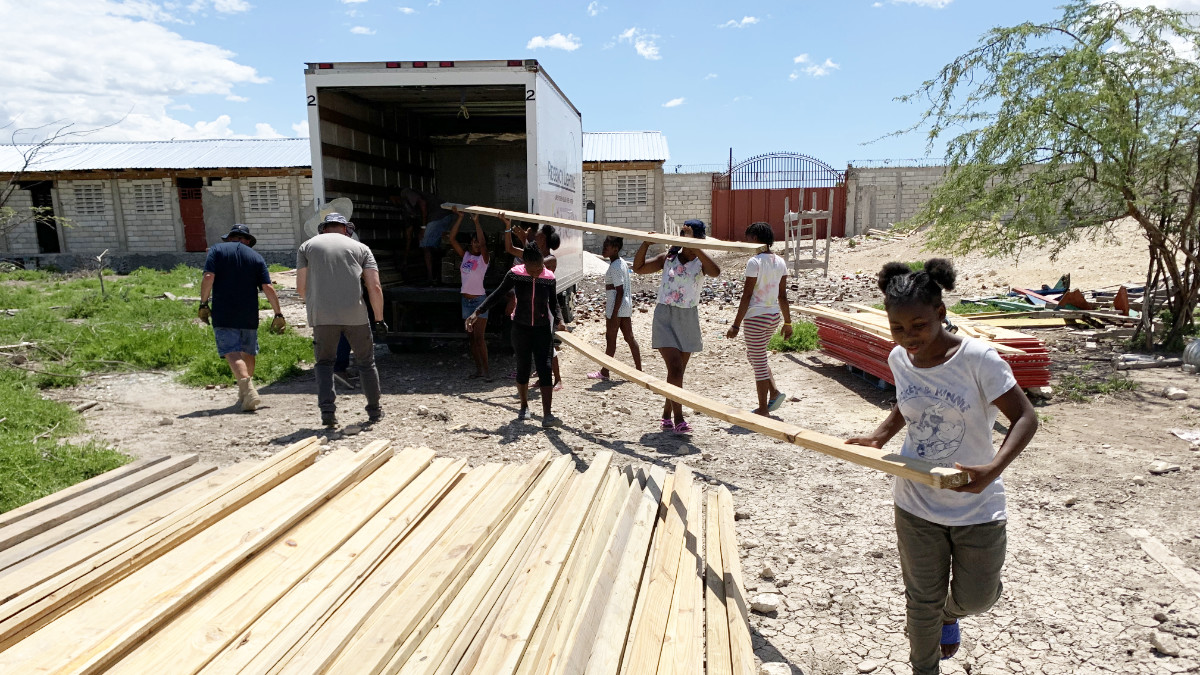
[{"left": 1, "top": 0, "right": 1192, "bottom": 168}]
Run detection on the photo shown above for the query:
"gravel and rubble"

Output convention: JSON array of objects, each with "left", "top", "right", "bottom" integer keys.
[{"left": 44, "top": 231, "right": 1200, "bottom": 674}]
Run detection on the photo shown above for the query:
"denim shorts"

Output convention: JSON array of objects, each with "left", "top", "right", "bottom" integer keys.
[
  {"left": 214, "top": 327, "right": 259, "bottom": 356},
  {"left": 420, "top": 214, "right": 455, "bottom": 248},
  {"left": 462, "top": 294, "right": 489, "bottom": 320}
]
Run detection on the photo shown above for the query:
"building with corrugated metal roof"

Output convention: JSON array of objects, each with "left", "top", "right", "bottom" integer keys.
[
  {"left": 0, "top": 139, "right": 313, "bottom": 259},
  {"left": 580, "top": 131, "right": 670, "bottom": 251},
  {"left": 0, "top": 133, "right": 713, "bottom": 261}
]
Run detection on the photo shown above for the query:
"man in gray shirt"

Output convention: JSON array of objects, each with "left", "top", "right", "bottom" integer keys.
[{"left": 297, "top": 213, "right": 387, "bottom": 426}]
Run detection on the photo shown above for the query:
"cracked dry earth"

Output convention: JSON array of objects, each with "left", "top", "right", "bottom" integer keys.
[{"left": 49, "top": 237, "right": 1200, "bottom": 675}]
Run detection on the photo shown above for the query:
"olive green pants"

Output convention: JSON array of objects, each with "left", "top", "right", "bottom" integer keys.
[{"left": 895, "top": 506, "right": 1007, "bottom": 675}]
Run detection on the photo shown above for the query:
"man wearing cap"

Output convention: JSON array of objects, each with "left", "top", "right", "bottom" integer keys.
[
  {"left": 198, "top": 224, "right": 285, "bottom": 412},
  {"left": 297, "top": 213, "right": 388, "bottom": 427}
]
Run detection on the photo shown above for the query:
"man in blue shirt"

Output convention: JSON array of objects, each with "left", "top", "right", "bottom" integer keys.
[{"left": 198, "top": 224, "right": 285, "bottom": 412}]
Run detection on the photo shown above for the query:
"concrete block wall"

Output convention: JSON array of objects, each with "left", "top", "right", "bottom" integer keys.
[
  {"left": 2, "top": 189, "right": 39, "bottom": 255},
  {"left": 119, "top": 178, "right": 179, "bottom": 253},
  {"left": 662, "top": 172, "right": 713, "bottom": 230},
  {"left": 583, "top": 168, "right": 662, "bottom": 251},
  {"left": 845, "top": 166, "right": 947, "bottom": 234},
  {"left": 235, "top": 177, "right": 307, "bottom": 252},
  {"left": 58, "top": 180, "right": 122, "bottom": 253}
]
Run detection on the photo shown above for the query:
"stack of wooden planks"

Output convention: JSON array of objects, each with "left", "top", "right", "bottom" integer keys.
[
  {"left": 0, "top": 437, "right": 755, "bottom": 674},
  {"left": 797, "top": 305, "right": 1052, "bottom": 388}
]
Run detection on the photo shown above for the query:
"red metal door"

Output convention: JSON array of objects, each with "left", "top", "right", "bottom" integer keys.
[
  {"left": 179, "top": 187, "right": 206, "bottom": 252},
  {"left": 711, "top": 186, "right": 845, "bottom": 242}
]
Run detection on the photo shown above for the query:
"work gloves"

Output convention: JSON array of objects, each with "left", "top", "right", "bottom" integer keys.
[
  {"left": 372, "top": 320, "right": 389, "bottom": 340},
  {"left": 270, "top": 314, "right": 286, "bottom": 334},
  {"left": 198, "top": 302, "right": 211, "bottom": 324}
]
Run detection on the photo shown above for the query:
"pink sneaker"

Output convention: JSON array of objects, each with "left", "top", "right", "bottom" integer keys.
[
  {"left": 586, "top": 371, "right": 609, "bottom": 380},
  {"left": 660, "top": 418, "right": 675, "bottom": 431},
  {"left": 673, "top": 420, "right": 693, "bottom": 435}
]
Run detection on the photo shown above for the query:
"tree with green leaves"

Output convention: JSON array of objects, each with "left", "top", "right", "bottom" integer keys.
[{"left": 903, "top": 0, "right": 1200, "bottom": 349}]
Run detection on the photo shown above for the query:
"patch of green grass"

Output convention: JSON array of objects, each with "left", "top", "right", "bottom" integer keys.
[
  {"left": 268, "top": 263, "right": 293, "bottom": 274},
  {"left": 906, "top": 261, "right": 926, "bottom": 273},
  {"left": 1056, "top": 370, "right": 1140, "bottom": 403},
  {"left": 768, "top": 320, "right": 820, "bottom": 352},
  {"left": 948, "top": 301, "right": 1008, "bottom": 315},
  {"left": 0, "top": 368, "right": 130, "bottom": 513},
  {"left": 0, "top": 265, "right": 310, "bottom": 388}
]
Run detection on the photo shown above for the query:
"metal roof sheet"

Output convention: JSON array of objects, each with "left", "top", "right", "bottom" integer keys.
[
  {"left": 0, "top": 138, "right": 311, "bottom": 172},
  {"left": 583, "top": 131, "right": 669, "bottom": 163}
]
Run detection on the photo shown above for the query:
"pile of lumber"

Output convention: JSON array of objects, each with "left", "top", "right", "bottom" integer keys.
[
  {"left": 797, "top": 305, "right": 1052, "bottom": 388},
  {"left": 0, "top": 438, "right": 755, "bottom": 674}
]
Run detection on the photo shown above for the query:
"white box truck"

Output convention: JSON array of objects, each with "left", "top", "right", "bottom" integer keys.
[{"left": 303, "top": 59, "right": 584, "bottom": 349}]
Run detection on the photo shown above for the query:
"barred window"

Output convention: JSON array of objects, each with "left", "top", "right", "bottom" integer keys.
[
  {"left": 247, "top": 180, "right": 280, "bottom": 212},
  {"left": 73, "top": 184, "right": 105, "bottom": 216},
  {"left": 133, "top": 183, "right": 166, "bottom": 213},
  {"left": 616, "top": 174, "right": 648, "bottom": 206}
]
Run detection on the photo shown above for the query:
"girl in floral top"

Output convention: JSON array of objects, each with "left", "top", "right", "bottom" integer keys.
[{"left": 632, "top": 219, "right": 721, "bottom": 434}]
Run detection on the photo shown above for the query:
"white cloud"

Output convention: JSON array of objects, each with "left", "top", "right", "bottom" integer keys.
[
  {"left": 891, "top": 0, "right": 952, "bottom": 7},
  {"left": 187, "top": 0, "right": 251, "bottom": 12},
  {"left": 662, "top": 97, "right": 685, "bottom": 108},
  {"left": 341, "top": 0, "right": 368, "bottom": 3},
  {"left": 398, "top": 6, "right": 415, "bottom": 12},
  {"left": 254, "top": 122, "right": 283, "bottom": 138},
  {"left": 586, "top": 1, "right": 604, "bottom": 16},
  {"left": 793, "top": 54, "right": 809, "bottom": 63},
  {"left": 350, "top": 25, "right": 375, "bottom": 34},
  {"left": 292, "top": 120, "right": 310, "bottom": 137},
  {"left": 0, "top": 0, "right": 274, "bottom": 142},
  {"left": 526, "top": 33, "right": 582, "bottom": 51},
  {"left": 704, "top": 73, "right": 718, "bottom": 79},
  {"left": 872, "top": 1, "right": 883, "bottom": 6},
  {"left": 719, "top": 16, "right": 758, "bottom": 28},
  {"left": 802, "top": 58, "right": 840, "bottom": 77},
  {"left": 225, "top": 94, "right": 249, "bottom": 102},
  {"left": 618, "top": 27, "right": 661, "bottom": 60}
]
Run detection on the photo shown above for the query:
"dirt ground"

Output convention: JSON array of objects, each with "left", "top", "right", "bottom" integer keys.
[{"left": 49, "top": 230, "right": 1200, "bottom": 675}]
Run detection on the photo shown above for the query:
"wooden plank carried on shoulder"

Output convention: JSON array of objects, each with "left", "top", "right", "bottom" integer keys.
[
  {"left": 0, "top": 463, "right": 216, "bottom": 574},
  {"left": 442, "top": 204, "right": 765, "bottom": 254},
  {"left": 202, "top": 456, "right": 466, "bottom": 675},
  {"left": 0, "top": 454, "right": 201, "bottom": 552},
  {"left": 0, "top": 442, "right": 392, "bottom": 674},
  {"left": 717, "top": 487, "right": 755, "bottom": 675},
  {"left": 0, "top": 436, "right": 321, "bottom": 652},
  {"left": 0, "top": 455, "right": 172, "bottom": 530},
  {"left": 396, "top": 455, "right": 573, "bottom": 675},
  {"left": 108, "top": 447, "right": 436, "bottom": 675},
  {"left": 556, "top": 331, "right": 968, "bottom": 489},
  {"left": 623, "top": 466, "right": 694, "bottom": 675}
]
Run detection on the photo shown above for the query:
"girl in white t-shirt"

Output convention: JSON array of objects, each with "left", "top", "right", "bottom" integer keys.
[
  {"left": 449, "top": 209, "right": 491, "bottom": 380},
  {"left": 846, "top": 259, "right": 1038, "bottom": 675},
  {"left": 726, "top": 222, "right": 792, "bottom": 415},
  {"left": 588, "top": 235, "right": 642, "bottom": 380}
]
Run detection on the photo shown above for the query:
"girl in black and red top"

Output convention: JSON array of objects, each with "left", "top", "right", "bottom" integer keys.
[{"left": 467, "top": 243, "right": 566, "bottom": 428}]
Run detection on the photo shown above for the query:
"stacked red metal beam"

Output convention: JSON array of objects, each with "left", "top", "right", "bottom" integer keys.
[{"left": 813, "top": 317, "right": 1052, "bottom": 388}]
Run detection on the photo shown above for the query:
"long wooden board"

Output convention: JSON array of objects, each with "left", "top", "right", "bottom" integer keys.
[
  {"left": 0, "top": 455, "right": 172, "bottom": 530},
  {"left": 556, "top": 331, "right": 969, "bottom": 489},
  {"left": 717, "top": 487, "right": 755, "bottom": 675},
  {"left": 0, "top": 437, "right": 321, "bottom": 651},
  {"left": 108, "top": 448, "right": 435, "bottom": 675},
  {"left": 442, "top": 204, "right": 766, "bottom": 254},
  {"left": 0, "top": 443, "right": 392, "bottom": 673},
  {"left": 704, "top": 490, "right": 732, "bottom": 675}
]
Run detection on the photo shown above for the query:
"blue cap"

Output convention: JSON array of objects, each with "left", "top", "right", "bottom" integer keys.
[
  {"left": 682, "top": 219, "right": 706, "bottom": 239},
  {"left": 221, "top": 224, "right": 256, "bottom": 247}
]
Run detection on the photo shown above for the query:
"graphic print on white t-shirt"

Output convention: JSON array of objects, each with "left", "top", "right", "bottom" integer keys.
[{"left": 900, "top": 393, "right": 968, "bottom": 461}]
